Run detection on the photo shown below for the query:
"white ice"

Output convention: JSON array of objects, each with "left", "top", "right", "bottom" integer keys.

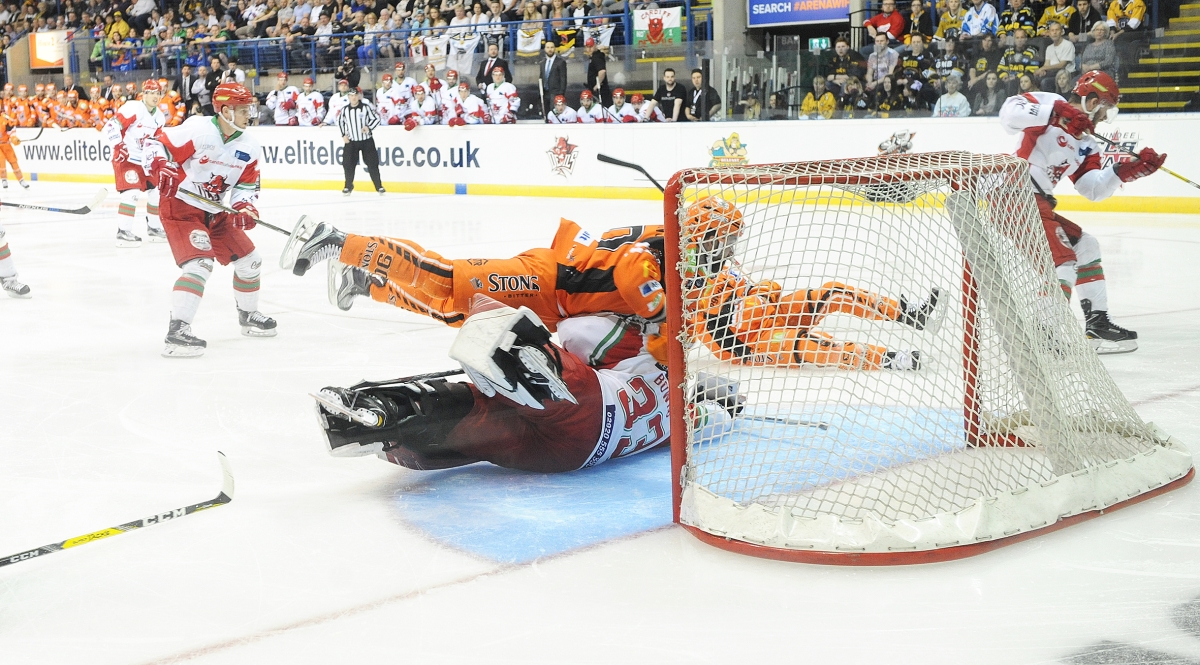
[{"left": 1, "top": 182, "right": 1199, "bottom": 665}]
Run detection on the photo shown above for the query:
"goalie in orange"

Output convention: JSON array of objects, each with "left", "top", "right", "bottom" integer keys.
[
  {"left": 681, "top": 197, "right": 941, "bottom": 371},
  {"left": 289, "top": 219, "right": 666, "bottom": 330}
]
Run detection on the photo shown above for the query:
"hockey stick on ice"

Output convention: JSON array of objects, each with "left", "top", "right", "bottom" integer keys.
[
  {"left": 0, "top": 188, "right": 107, "bottom": 214},
  {"left": 0, "top": 452, "right": 234, "bottom": 569},
  {"left": 177, "top": 188, "right": 294, "bottom": 236},
  {"left": 596, "top": 153, "right": 665, "bottom": 192},
  {"left": 1087, "top": 131, "right": 1200, "bottom": 191}
]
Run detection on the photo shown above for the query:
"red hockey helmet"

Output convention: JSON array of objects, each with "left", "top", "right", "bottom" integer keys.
[
  {"left": 141, "top": 78, "right": 161, "bottom": 92},
  {"left": 579, "top": 89, "right": 593, "bottom": 100},
  {"left": 212, "top": 82, "right": 255, "bottom": 113},
  {"left": 1073, "top": 70, "right": 1119, "bottom": 106},
  {"left": 631, "top": 93, "right": 644, "bottom": 103},
  {"left": 412, "top": 84, "right": 425, "bottom": 94},
  {"left": 381, "top": 73, "right": 393, "bottom": 82}
]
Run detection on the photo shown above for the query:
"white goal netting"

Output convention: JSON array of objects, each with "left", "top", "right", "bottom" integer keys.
[{"left": 665, "top": 152, "right": 1193, "bottom": 562}]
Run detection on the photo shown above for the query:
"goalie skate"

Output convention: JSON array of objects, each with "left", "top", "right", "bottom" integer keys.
[
  {"left": 278, "top": 215, "right": 320, "bottom": 270},
  {"left": 898, "top": 287, "right": 946, "bottom": 333},
  {"left": 312, "top": 387, "right": 397, "bottom": 457}
]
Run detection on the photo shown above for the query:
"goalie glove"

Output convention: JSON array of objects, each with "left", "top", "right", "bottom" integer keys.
[
  {"left": 1114, "top": 147, "right": 1167, "bottom": 183},
  {"left": 404, "top": 116, "right": 420, "bottom": 131},
  {"left": 150, "top": 157, "right": 182, "bottom": 199},
  {"left": 230, "top": 201, "right": 258, "bottom": 231},
  {"left": 1050, "top": 100, "right": 1093, "bottom": 138},
  {"left": 448, "top": 298, "right": 577, "bottom": 410}
]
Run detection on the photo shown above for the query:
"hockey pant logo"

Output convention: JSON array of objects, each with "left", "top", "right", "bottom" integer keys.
[
  {"left": 124, "top": 169, "right": 141, "bottom": 184},
  {"left": 190, "top": 229, "right": 212, "bottom": 251}
]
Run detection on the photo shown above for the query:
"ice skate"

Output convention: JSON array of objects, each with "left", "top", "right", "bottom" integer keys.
[
  {"left": 882, "top": 350, "right": 921, "bottom": 370},
  {"left": 291, "top": 223, "right": 346, "bottom": 276},
  {"left": 18, "top": 179, "right": 28, "bottom": 189},
  {"left": 163, "top": 319, "right": 206, "bottom": 358},
  {"left": 1082, "top": 299, "right": 1137, "bottom": 354},
  {"left": 897, "top": 288, "right": 944, "bottom": 332},
  {"left": 238, "top": 309, "right": 278, "bottom": 337},
  {"left": 328, "top": 263, "right": 380, "bottom": 311},
  {"left": 1, "top": 276, "right": 31, "bottom": 298},
  {"left": 116, "top": 229, "right": 142, "bottom": 248},
  {"left": 2, "top": 180, "right": 8, "bottom": 189},
  {"left": 312, "top": 387, "right": 402, "bottom": 457},
  {"left": 146, "top": 224, "right": 167, "bottom": 243}
]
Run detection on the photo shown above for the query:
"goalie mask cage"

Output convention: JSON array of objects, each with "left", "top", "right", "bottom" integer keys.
[{"left": 663, "top": 151, "right": 1193, "bottom": 565}]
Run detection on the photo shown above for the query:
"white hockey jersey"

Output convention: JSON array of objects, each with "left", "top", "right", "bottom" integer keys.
[
  {"left": 999, "top": 91, "right": 1122, "bottom": 200},
  {"left": 556, "top": 315, "right": 671, "bottom": 468},
  {"left": 634, "top": 104, "right": 665, "bottom": 123},
  {"left": 546, "top": 106, "right": 578, "bottom": 123},
  {"left": 485, "top": 81, "right": 519, "bottom": 123},
  {"left": 575, "top": 103, "right": 606, "bottom": 123},
  {"left": 442, "top": 92, "right": 489, "bottom": 124},
  {"left": 265, "top": 86, "right": 301, "bottom": 125},
  {"left": 144, "top": 115, "right": 261, "bottom": 215},
  {"left": 609, "top": 101, "right": 637, "bottom": 122},
  {"left": 323, "top": 92, "right": 350, "bottom": 126},
  {"left": 393, "top": 76, "right": 418, "bottom": 106},
  {"left": 297, "top": 91, "right": 325, "bottom": 126},
  {"left": 376, "top": 86, "right": 407, "bottom": 124},
  {"left": 406, "top": 96, "right": 440, "bottom": 125},
  {"left": 102, "top": 99, "right": 166, "bottom": 165}
]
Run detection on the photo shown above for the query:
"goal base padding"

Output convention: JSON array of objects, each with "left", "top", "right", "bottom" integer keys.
[{"left": 679, "top": 465, "right": 1194, "bottom": 566}]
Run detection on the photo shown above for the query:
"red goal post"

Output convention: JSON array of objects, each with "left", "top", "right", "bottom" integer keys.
[{"left": 662, "top": 152, "right": 1194, "bottom": 565}]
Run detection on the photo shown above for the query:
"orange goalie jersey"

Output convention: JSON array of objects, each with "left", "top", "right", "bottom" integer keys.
[{"left": 337, "top": 219, "right": 665, "bottom": 329}]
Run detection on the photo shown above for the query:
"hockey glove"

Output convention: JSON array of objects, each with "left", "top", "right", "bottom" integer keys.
[
  {"left": 281, "top": 99, "right": 297, "bottom": 111},
  {"left": 287, "top": 117, "right": 299, "bottom": 126},
  {"left": 1050, "top": 100, "right": 1093, "bottom": 138},
  {"left": 622, "top": 114, "right": 637, "bottom": 123},
  {"left": 404, "top": 116, "right": 420, "bottom": 131},
  {"left": 150, "top": 157, "right": 182, "bottom": 199},
  {"left": 230, "top": 202, "right": 258, "bottom": 231},
  {"left": 1114, "top": 147, "right": 1167, "bottom": 183},
  {"left": 388, "top": 115, "right": 402, "bottom": 125},
  {"left": 429, "top": 78, "right": 442, "bottom": 92},
  {"left": 448, "top": 117, "right": 466, "bottom": 127},
  {"left": 112, "top": 141, "right": 129, "bottom": 163}
]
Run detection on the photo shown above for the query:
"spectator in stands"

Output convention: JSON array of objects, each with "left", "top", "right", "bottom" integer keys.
[
  {"left": 934, "top": 0, "right": 966, "bottom": 46},
  {"left": 972, "top": 70, "right": 1003, "bottom": 114},
  {"left": 1080, "top": 21, "right": 1117, "bottom": 79},
  {"left": 652, "top": 67, "right": 685, "bottom": 122},
  {"left": 1035, "top": 21, "right": 1075, "bottom": 91},
  {"left": 193, "top": 65, "right": 212, "bottom": 115},
  {"left": 825, "top": 36, "right": 864, "bottom": 93},
  {"left": 1038, "top": 0, "right": 1074, "bottom": 36},
  {"left": 1068, "top": 0, "right": 1103, "bottom": 43},
  {"left": 905, "top": 0, "right": 935, "bottom": 46},
  {"left": 764, "top": 92, "right": 788, "bottom": 120},
  {"left": 838, "top": 76, "right": 869, "bottom": 118},
  {"left": 134, "top": 27, "right": 158, "bottom": 67},
  {"left": 901, "top": 78, "right": 930, "bottom": 115},
  {"left": 934, "top": 35, "right": 968, "bottom": 80},
  {"left": 227, "top": 59, "right": 246, "bottom": 85},
  {"left": 734, "top": 90, "right": 760, "bottom": 120},
  {"left": 108, "top": 10, "right": 130, "bottom": 40},
  {"left": 932, "top": 73, "right": 970, "bottom": 116},
  {"left": 1018, "top": 72, "right": 1038, "bottom": 92},
  {"left": 895, "top": 33, "right": 934, "bottom": 91},
  {"left": 1108, "top": 0, "right": 1147, "bottom": 36},
  {"left": 871, "top": 74, "right": 905, "bottom": 117},
  {"left": 997, "top": 27, "right": 1040, "bottom": 94},
  {"left": 801, "top": 74, "right": 836, "bottom": 119},
  {"left": 961, "top": 0, "right": 998, "bottom": 40},
  {"left": 968, "top": 32, "right": 1001, "bottom": 91},
  {"left": 177, "top": 64, "right": 198, "bottom": 110},
  {"left": 335, "top": 55, "right": 361, "bottom": 90},
  {"left": 865, "top": 33, "right": 899, "bottom": 92},
  {"left": 1052, "top": 67, "right": 1075, "bottom": 95},
  {"left": 998, "top": 0, "right": 1037, "bottom": 44},
  {"left": 685, "top": 69, "right": 721, "bottom": 121},
  {"left": 863, "top": 0, "right": 906, "bottom": 59}
]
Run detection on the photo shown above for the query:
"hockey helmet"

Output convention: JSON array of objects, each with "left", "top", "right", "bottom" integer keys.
[
  {"left": 631, "top": 93, "right": 644, "bottom": 104},
  {"left": 446, "top": 69, "right": 458, "bottom": 81},
  {"left": 34, "top": 83, "right": 45, "bottom": 92},
  {"left": 17, "top": 84, "right": 27, "bottom": 94},
  {"left": 612, "top": 87, "right": 625, "bottom": 98},
  {"left": 277, "top": 71, "right": 289, "bottom": 80},
  {"left": 125, "top": 82, "right": 137, "bottom": 92},
  {"left": 89, "top": 85, "right": 100, "bottom": 96},
  {"left": 158, "top": 78, "right": 169, "bottom": 90},
  {"left": 141, "top": 78, "right": 161, "bottom": 92},
  {"left": 303, "top": 77, "right": 315, "bottom": 86},
  {"left": 213, "top": 82, "right": 255, "bottom": 112},
  {"left": 1073, "top": 70, "right": 1119, "bottom": 122},
  {"left": 685, "top": 196, "right": 744, "bottom": 241},
  {"left": 67, "top": 89, "right": 79, "bottom": 100},
  {"left": 553, "top": 94, "right": 565, "bottom": 105},
  {"left": 46, "top": 82, "right": 56, "bottom": 92},
  {"left": 2, "top": 83, "right": 11, "bottom": 91},
  {"left": 412, "top": 84, "right": 425, "bottom": 95},
  {"left": 381, "top": 73, "right": 393, "bottom": 82}
]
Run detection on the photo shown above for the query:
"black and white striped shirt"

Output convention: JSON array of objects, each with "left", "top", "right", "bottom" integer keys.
[{"left": 337, "top": 101, "right": 381, "bottom": 141}]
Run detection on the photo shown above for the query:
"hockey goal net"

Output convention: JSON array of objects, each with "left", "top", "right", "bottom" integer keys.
[{"left": 663, "top": 151, "right": 1193, "bottom": 565}]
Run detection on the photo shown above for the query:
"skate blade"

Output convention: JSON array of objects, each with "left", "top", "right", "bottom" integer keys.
[
  {"left": 278, "top": 215, "right": 320, "bottom": 270},
  {"left": 1091, "top": 338, "right": 1138, "bottom": 354},
  {"left": 328, "top": 260, "right": 350, "bottom": 310},
  {"left": 115, "top": 239, "right": 142, "bottom": 248},
  {"left": 162, "top": 344, "right": 205, "bottom": 358},
  {"left": 310, "top": 391, "right": 382, "bottom": 426},
  {"left": 923, "top": 287, "right": 948, "bottom": 335},
  {"left": 5, "top": 289, "right": 31, "bottom": 299},
  {"left": 145, "top": 234, "right": 167, "bottom": 244},
  {"left": 241, "top": 326, "right": 278, "bottom": 338}
]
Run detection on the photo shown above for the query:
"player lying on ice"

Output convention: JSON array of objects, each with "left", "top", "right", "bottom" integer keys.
[
  {"left": 288, "top": 197, "right": 940, "bottom": 371},
  {"left": 999, "top": 70, "right": 1166, "bottom": 354},
  {"left": 312, "top": 295, "right": 678, "bottom": 471}
]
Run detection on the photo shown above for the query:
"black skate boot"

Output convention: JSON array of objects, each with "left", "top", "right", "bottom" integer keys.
[
  {"left": 1, "top": 276, "right": 31, "bottom": 298},
  {"left": 163, "top": 319, "right": 206, "bottom": 358},
  {"left": 116, "top": 229, "right": 142, "bottom": 248},
  {"left": 313, "top": 387, "right": 405, "bottom": 457},
  {"left": 897, "top": 288, "right": 943, "bottom": 332},
  {"left": 238, "top": 309, "right": 278, "bottom": 337},
  {"left": 882, "top": 350, "right": 922, "bottom": 370},
  {"left": 329, "top": 264, "right": 383, "bottom": 311},
  {"left": 292, "top": 223, "right": 347, "bottom": 276},
  {"left": 312, "top": 379, "right": 475, "bottom": 458},
  {"left": 1082, "top": 299, "right": 1138, "bottom": 354}
]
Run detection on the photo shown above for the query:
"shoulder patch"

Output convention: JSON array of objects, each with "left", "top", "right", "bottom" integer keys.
[{"left": 235, "top": 150, "right": 251, "bottom": 162}]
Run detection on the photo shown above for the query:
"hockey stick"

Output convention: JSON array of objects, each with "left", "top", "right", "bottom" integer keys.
[
  {"left": 596, "top": 153, "right": 665, "bottom": 192},
  {"left": 743, "top": 414, "right": 830, "bottom": 430},
  {"left": 0, "top": 452, "right": 234, "bottom": 569},
  {"left": 0, "top": 188, "right": 107, "bottom": 215},
  {"left": 14, "top": 126, "right": 45, "bottom": 143},
  {"left": 177, "top": 188, "right": 293, "bottom": 236},
  {"left": 1087, "top": 131, "right": 1200, "bottom": 191}
]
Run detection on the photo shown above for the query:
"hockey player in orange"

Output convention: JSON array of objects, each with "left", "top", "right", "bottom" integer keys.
[
  {"left": 0, "top": 112, "right": 29, "bottom": 189},
  {"left": 156, "top": 78, "right": 185, "bottom": 126},
  {"left": 680, "top": 197, "right": 940, "bottom": 371},
  {"left": 289, "top": 220, "right": 666, "bottom": 330},
  {"left": 11, "top": 85, "right": 38, "bottom": 127}
]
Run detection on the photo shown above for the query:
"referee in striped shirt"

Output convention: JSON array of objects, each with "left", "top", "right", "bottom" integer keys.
[{"left": 337, "top": 86, "right": 385, "bottom": 195}]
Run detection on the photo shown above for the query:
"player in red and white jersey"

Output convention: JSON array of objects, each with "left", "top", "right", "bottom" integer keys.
[
  {"left": 421, "top": 63, "right": 446, "bottom": 115},
  {"left": 142, "top": 82, "right": 277, "bottom": 358},
  {"left": 265, "top": 72, "right": 301, "bottom": 126},
  {"left": 402, "top": 84, "right": 440, "bottom": 130},
  {"left": 439, "top": 69, "right": 462, "bottom": 113},
  {"left": 608, "top": 88, "right": 637, "bottom": 122},
  {"left": 631, "top": 93, "right": 665, "bottom": 122},
  {"left": 313, "top": 301, "right": 671, "bottom": 472},
  {"left": 102, "top": 78, "right": 166, "bottom": 247},
  {"left": 374, "top": 73, "right": 403, "bottom": 125},
  {"left": 296, "top": 77, "right": 325, "bottom": 126},
  {"left": 323, "top": 79, "right": 352, "bottom": 126},
  {"left": 442, "top": 82, "right": 489, "bottom": 125},
  {"left": 545, "top": 94, "right": 577, "bottom": 123},
  {"left": 575, "top": 90, "right": 606, "bottom": 123},
  {"left": 484, "top": 66, "right": 519, "bottom": 124},
  {"left": 391, "top": 62, "right": 418, "bottom": 107},
  {"left": 999, "top": 71, "right": 1166, "bottom": 353}
]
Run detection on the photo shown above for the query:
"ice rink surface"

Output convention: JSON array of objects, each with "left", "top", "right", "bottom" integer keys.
[{"left": 1, "top": 182, "right": 1199, "bottom": 664}]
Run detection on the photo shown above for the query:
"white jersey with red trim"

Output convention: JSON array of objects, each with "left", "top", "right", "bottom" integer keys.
[
  {"left": 375, "top": 86, "right": 405, "bottom": 124},
  {"left": 575, "top": 103, "right": 606, "bottom": 123},
  {"left": 406, "top": 96, "right": 440, "bottom": 125},
  {"left": 323, "top": 92, "right": 350, "bottom": 125},
  {"left": 609, "top": 102, "right": 637, "bottom": 122},
  {"left": 101, "top": 99, "right": 166, "bottom": 165},
  {"left": 999, "top": 91, "right": 1122, "bottom": 201},
  {"left": 390, "top": 76, "right": 418, "bottom": 107},
  {"left": 442, "top": 93, "right": 489, "bottom": 124},
  {"left": 297, "top": 91, "right": 325, "bottom": 126},
  {"left": 546, "top": 106, "right": 578, "bottom": 123},
  {"left": 265, "top": 86, "right": 301, "bottom": 125},
  {"left": 144, "top": 115, "right": 261, "bottom": 215},
  {"left": 556, "top": 315, "right": 671, "bottom": 469},
  {"left": 438, "top": 84, "right": 461, "bottom": 116},
  {"left": 485, "top": 81, "right": 519, "bottom": 123},
  {"left": 635, "top": 104, "right": 666, "bottom": 122}
]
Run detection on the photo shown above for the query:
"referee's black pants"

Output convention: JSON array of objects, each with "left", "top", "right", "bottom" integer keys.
[{"left": 342, "top": 138, "right": 383, "bottom": 191}]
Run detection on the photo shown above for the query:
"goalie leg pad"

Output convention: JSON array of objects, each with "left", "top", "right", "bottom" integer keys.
[
  {"left": 313, "top": 379, "right": 476, "bottom": 458},
  {"left": 449, "top": 303, "right": 577, "bottom": 410}
]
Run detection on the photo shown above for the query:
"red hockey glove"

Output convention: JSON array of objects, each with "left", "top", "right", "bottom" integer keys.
[
  {"left": 281, "top": 99, "right": 297, "bottom": 111},
  {"left": 150, "top": 157, "right": 181, "bottom": 199},
  {"left": 622, "top": 114, "right": 637, "bottom": 123},
  {"left": 112, "top": 141, "right": 129, "bottom": 163},
  {"left": 1050, "top": 100, "right": 1093, "bottom": 138},
  {"left": 287, "top": 117, "right": 299, "bottom": 126},
  {"left": 1114, "top": 147, "right": 1167, "bottom": 183},
  {"left": 429, "top": 78, "right": 442, "bottom": 92},
  {"left": 388, "top": 115, "right": 402, "bottom": 125},
  {"left": 311, "top": 118, "right": 321, "bottom": 126},
  {"left": 502, "top": 113, "right": 515, "bottom": 124},
  {"left": 404, "top": 116, "right": 420, "bottom": 131},
  {"left": 230, "top": 201, "right": 258, "bottom": 231},
  {"left": 448, "top": 117, "right": 466, "bottom": 127}
]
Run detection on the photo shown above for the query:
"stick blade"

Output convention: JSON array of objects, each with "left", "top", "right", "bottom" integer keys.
[
  {"left": 83, "top": 188, "right": 108, "bottom": 214},
  {"left": 215, "top": 451, "right": 235, "bottom": 502}
]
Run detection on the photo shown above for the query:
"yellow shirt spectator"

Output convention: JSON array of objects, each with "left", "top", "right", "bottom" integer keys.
[
  {"left": 1038, "top": 1, "right": 1075, "bottom": 34},
  {"left": 1107, "top": 0, "right": 1146, "bottom": 31}
]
